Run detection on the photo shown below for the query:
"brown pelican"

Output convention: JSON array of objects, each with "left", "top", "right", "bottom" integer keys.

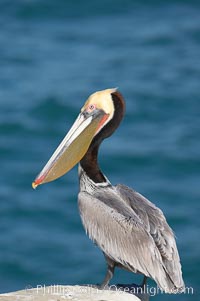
[{"left": 32, "top": 88, "right": 185, "bottom": 293}]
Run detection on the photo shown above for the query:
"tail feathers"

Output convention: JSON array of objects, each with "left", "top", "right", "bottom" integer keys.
[
  {"left": 156, "top": 275, "right": 185, "bottom": 294},
  {"left": 146, "top": 253, "right": 185, "bottom": 294},
  {"left": 154, "top": 264, "right": 185, "bottom": 294}
]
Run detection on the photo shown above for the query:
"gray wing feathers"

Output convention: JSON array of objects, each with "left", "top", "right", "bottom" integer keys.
[
  {"left": 78, "top": 187, "right": 183, "bottom": 292},
  {"left": 116, "top": 184, "right": 184, "bottom": 290}
]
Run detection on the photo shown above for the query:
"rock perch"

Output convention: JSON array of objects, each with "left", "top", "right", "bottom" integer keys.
[{"left": 0, "top": 285, "right": 147, "bottom": 301}]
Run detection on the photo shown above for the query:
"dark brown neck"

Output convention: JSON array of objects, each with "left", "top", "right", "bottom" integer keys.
[
  {"left": 80, "top": 143, "right": 106, "bottom": 183},
  {"left": 80, "top": 91, "right": 125, "bottom": 183}
]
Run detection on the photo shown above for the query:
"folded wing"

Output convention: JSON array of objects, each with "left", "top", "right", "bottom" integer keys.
[{"left": 78, "top": 185, "right": 184, "bottom": 292}]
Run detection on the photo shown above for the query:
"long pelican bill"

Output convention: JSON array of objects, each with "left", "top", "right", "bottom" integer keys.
[{"left": 32, "top": 109, "right": 107, "bottom": 189}]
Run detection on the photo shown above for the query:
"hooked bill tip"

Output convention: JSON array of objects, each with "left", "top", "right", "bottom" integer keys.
[
  {"left": 32, "top": 181, "right": 38, "bottom": 189},
  {"left": 32, "top": 174, "right": 46, "bottom": 189}
]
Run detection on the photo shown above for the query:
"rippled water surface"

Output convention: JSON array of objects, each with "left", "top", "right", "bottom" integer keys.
[{"left": 0, "top": 1, "right": 199, "bottom": 300}]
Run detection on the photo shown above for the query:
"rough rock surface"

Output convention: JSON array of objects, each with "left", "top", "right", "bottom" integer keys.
[{"left": 0, "top": 285, "right": 145, "bottom": 301}]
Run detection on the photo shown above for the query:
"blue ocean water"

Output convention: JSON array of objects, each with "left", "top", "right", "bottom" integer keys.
[{"left": 0, "top": 0, "right": 199, "bottom": 300}]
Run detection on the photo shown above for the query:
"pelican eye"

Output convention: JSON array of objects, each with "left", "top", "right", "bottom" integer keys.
[{"left": 87, "top": 104, "right": 96, "bottom": 112}]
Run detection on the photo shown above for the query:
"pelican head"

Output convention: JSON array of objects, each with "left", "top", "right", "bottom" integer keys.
[{"left": 32, "top": 88, "right": 125, "bottom": 188}]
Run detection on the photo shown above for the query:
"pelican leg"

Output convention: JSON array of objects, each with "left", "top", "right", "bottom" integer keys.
[
  {"left": 100, "top": 264, "right": 115, "bottom": 289},
  {"left": 141, "top": 275, "right": 148, "bottom": 288},
  {"left": 99, "top": 257, "right": 115, "bottom": 289}
]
